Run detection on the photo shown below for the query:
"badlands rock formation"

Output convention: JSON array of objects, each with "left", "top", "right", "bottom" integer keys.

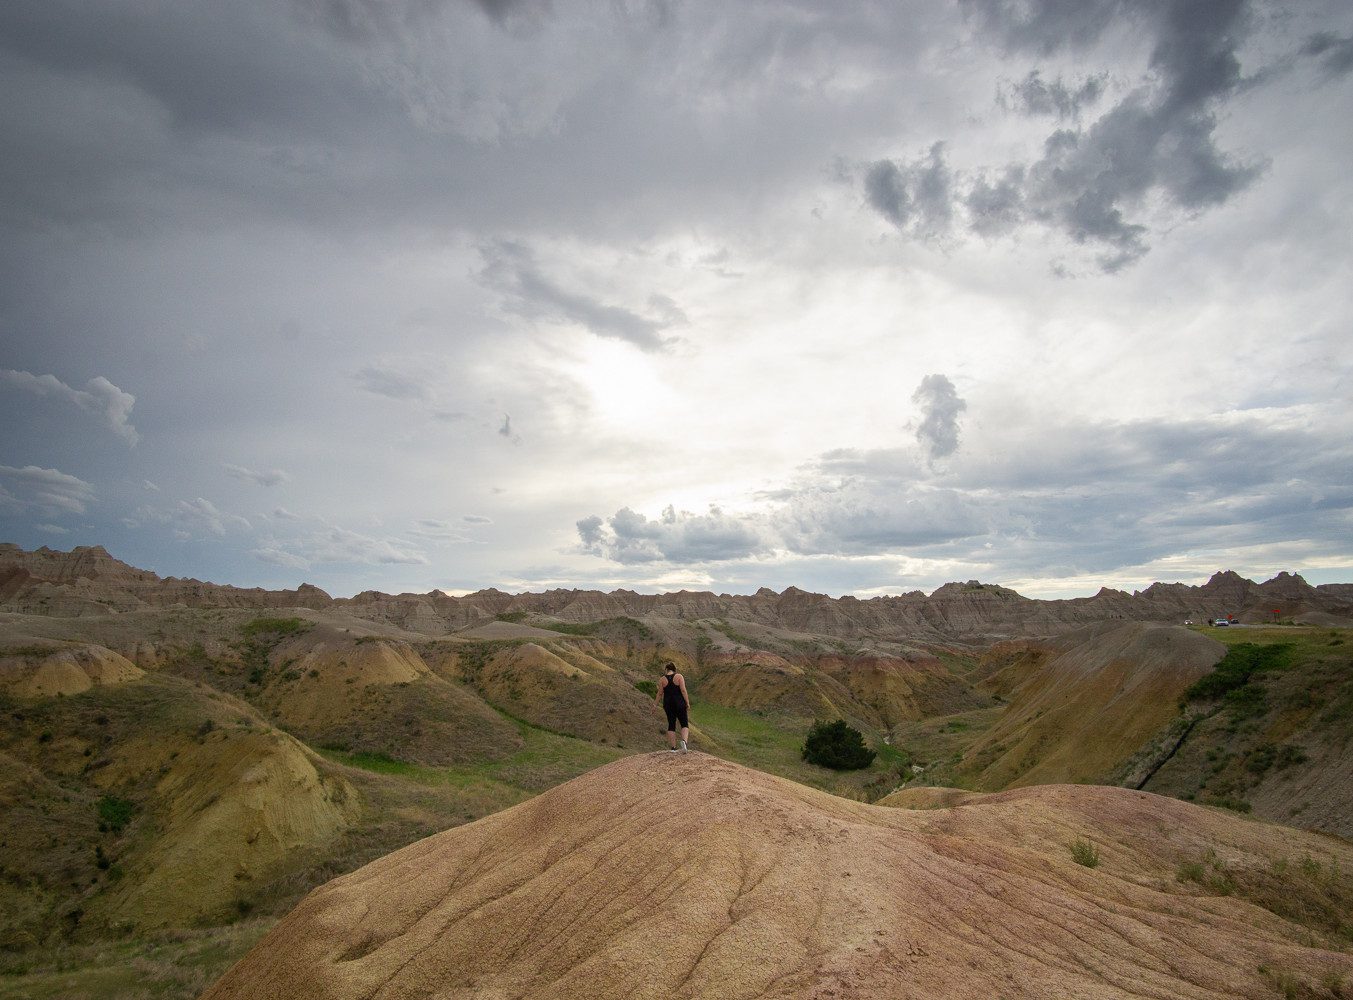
[
  {"left": 960, "top": 622, "right": 1227, "bottom": 788},
  {"left": 0, "top": 642, "right": 144, "bottom": 698},
  {"left": 205, "top": 753, "right": 1352, "bottom": 1000},
  {"left": 5, "top": 544, "right": 1351, "bottom": 639}
]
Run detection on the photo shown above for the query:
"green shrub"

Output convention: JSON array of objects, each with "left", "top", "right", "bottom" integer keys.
[
  {"left": 634, "top": 680, "right": 657, "bottom": 697},
  {"left": 240, "top": 617, "right": 310, "bottom": 637},
  {"left": 802, "top": 720, "right": 876, "bottom": 770},
  {"left": 1069, "top": 837, "right": 1100, "bottom": 868},
  {"left": 97, "top": 795, "right": 135, "bottom": 833},
  {"left": 1185, "top": 643, "right": 1292, "bottom": 702}
]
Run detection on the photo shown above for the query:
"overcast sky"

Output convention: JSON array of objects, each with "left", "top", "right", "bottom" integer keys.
[{"left": 2, "top": 0, "right": 1351, "bottom": 600}]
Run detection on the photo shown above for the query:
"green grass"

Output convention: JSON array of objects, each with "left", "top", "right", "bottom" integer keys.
[
  {"left": 1184, "top": 642, "right": 1293, "bottom": 703},
  {"left": 239, "top": 617, "right": 311, "bottom": 638},
  {"left": 0, "top": 920, "right": 271, "bottom": 1000},
  {"left": 320, "top": 716, "right": 627, "bottom": 800},
  {"left": 1069, "top": 838, "right": 1101, "bottom": 868},
  {"left": 691, "top": 702, "right": 905, "bottom": 799}
]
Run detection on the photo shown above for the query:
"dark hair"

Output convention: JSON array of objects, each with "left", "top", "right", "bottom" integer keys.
[{"left": 664, "top": 662, "right": 676, "bottom": 673}]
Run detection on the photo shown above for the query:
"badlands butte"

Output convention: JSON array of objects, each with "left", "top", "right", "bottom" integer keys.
[{"left": 0, "top": 544, "right": 1350, "bottom": 999}]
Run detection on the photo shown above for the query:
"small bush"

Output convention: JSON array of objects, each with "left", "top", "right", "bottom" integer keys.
[
  {"left": 97, "top": 795, "right": 135, "bottom": 833},
  {"left": 1177, "top": 861, "right": 1206, "bottom": 883},
  {"left": 1069, "top": 838, "right": 1101, "bottom": 868},
  {"left": 240, "top": 617, "right": 310, "bottom": 637},
  {"left": 802, "top": 720, "right": 876, "bottom": 770},
  {"left": 634, "top": 680, "right": 657, "bottom": 697}
]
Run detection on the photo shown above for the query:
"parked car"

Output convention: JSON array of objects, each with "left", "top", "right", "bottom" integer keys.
[
  {"left": 1184, "top": 619, "right": 1194, "bottom": 625},
  {"left": 1213, "top": 618, "right": 1230, "bottom": 627}
]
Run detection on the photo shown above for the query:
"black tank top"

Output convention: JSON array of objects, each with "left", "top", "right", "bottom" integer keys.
[{"left": 662, "top": 673, "right": 683, "bottom": 708}]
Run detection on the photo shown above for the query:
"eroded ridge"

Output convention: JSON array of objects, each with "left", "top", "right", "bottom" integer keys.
[{"left": 204, "top": 753, "right": 1353, "bottom": 1000}]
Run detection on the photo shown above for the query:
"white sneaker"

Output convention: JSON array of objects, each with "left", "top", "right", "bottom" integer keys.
[
  {"left": 668, "top": 746, "right": 679, "bottom": 753},
  {"left": 679, "top": 740, "right": 688, "bottom": 753}
]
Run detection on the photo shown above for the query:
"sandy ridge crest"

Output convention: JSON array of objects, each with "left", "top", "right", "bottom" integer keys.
[{"left": 205, "top": 753, "right": 1353, "bottom": 1000}]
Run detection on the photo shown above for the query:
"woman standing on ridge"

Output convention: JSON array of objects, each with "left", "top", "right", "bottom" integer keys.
[{"left": 655, "top": 662, "right": 690, "bottom": 753}]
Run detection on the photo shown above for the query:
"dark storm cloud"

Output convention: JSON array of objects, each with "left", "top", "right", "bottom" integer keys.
[
  {"left": 1002, "top": 70, "right": 1106, "bottom": 119},
  {"left": 477, "top": 242, "right": 677, "bottom": 352},
  {"left": 868, "top": 0, "right": 1265, "bottom": 270},
  {"left": 1301, "top": 32, "right": 1353, "bottom": 77},
  {"left": 297, "top": 0, "right": 547, "bottom": 41},
  {"left": 862, "top": 144, "right": 954, "bottom": 238},
  {"left": 911, "top": 374, "right": 966, "bottom": 462},
  {"left": 0, "top": 1, "right": 373, "bottom": 136},
  {"left": 959, "top": 0, "right": 1127, "bottom": 55},
  {"left": 964, "top": 166, "right": 1026, "bottom": 236}
]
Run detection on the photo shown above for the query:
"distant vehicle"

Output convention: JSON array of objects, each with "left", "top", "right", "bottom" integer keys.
[
  {"left": 1213, "top": 619, "right": 1230, "bottom": 627},
  {"left": 1184, "top": 619, "right": 1194, "bottom": 625}
]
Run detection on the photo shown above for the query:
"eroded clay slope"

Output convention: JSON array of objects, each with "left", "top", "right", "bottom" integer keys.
[{"left": 205, "top": 754, "right": 1352, "bottom": 1000}]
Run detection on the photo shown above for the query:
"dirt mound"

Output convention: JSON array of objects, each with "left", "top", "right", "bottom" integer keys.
[
  {"left": 693, "top": 652, "right": 862, "bottom": 721},
  {"left": 104, "top": 726, "right": 359, "bottom": 928},
  {"left": 456, "top": 620, "right": 576, "bottom": 641},
  {"left": 814, "top": 652, "right": 986, "bottom": 723},
  {"left": 205, "top": 753, "right": 1351, "bottom": 1000},
  {"left": 0, "top": 672, "right": 361, "bottom": 937},
  {"left": 876, "top": 786, "right": 983, "bottom": 809},
  {"left": 458, "top": 642, "right": 657, "bottom": 748},
  {"left": 0, "top": 642, "right": 144, "bottom": 698},
  {"left": 959, "top": 623, "right": 1225, "bottom": 788},
  {"left": 264, "top": 638, "right": 521, "bottom": 765}
]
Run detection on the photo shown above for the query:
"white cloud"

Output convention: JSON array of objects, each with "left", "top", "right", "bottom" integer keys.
[
  {"left": 1, "top": 370, "right": 140, "bottom": 445},
  {"left": 409, "top": 518, "right": 469, "bottom": 540},
  {"left": 225, "top": 464, "right": 291, "bottom": 487},
  {"left": 0, "top": 465, "right": 96, "bottom": 518},
  {"left": 295, "top": 527, "right": 429, "bottom": 566},
  {"left": 175, "top": 498, "right": 251, "bottom": 537},
  {"left": 250, "top": 546, "right": 311, "bottom": 570}
]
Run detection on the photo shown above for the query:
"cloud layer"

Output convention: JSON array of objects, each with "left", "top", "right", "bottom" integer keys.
[{"left": 1, "top": 0, "right": 1349, "bottom": 598}]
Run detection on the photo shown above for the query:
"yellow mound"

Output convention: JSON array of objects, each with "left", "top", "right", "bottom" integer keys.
[
  {"left": 467, "top": 642, "right": 656, "bottom": 748},
  {"left": 105, "top": 727, "right": 359, "bottom": 928},
  {"left": 0, "top": 643, "right": 144, "bottom": 698},
  {"left": 267, "top": 638, "right": 520, "bottom": 765},
  {"left": 694, "top": 652, "right": 860, "bottom": 720},
  {"left": 961, "top": 622, "right": 1225, "bottom": 788},
  {"left": 875, "top": 785, "right": 984, "bottom": 809},
  {"left": 206, "top": 755, "right": 1352, "bottom": 1000}
]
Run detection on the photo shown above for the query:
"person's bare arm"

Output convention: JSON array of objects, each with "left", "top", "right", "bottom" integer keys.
[
  {"left": 654, "top": 677, "right": 664, "bottom": 705},
  {"left": 677, "top": 674, "right": 690, "bottom": 708}
]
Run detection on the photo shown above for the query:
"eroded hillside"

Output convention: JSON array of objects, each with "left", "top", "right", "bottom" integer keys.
[
  {"left": 204, "top": 754, "right": 1353, "bottom": 1000},
  {"left": 3, "top": 549, "right": 1351, "bottom": 998}
]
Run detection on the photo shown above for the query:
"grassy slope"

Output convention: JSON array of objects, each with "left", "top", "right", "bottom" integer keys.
[
  {"left": 5, "top": 617, "right": 1347, "bottom": 999},
  {"left": 1133, "top": 626, "right": 1353, "bottom": 831}
]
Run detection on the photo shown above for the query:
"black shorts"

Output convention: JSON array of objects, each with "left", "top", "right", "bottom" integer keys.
[{"left": 664, "top": 703, "right": 689, "bottom": 730}]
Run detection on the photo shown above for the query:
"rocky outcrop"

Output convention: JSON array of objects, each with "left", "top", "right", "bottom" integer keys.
[{"left": 2, "top": 544, "right": 1351, "bottom": 639}]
